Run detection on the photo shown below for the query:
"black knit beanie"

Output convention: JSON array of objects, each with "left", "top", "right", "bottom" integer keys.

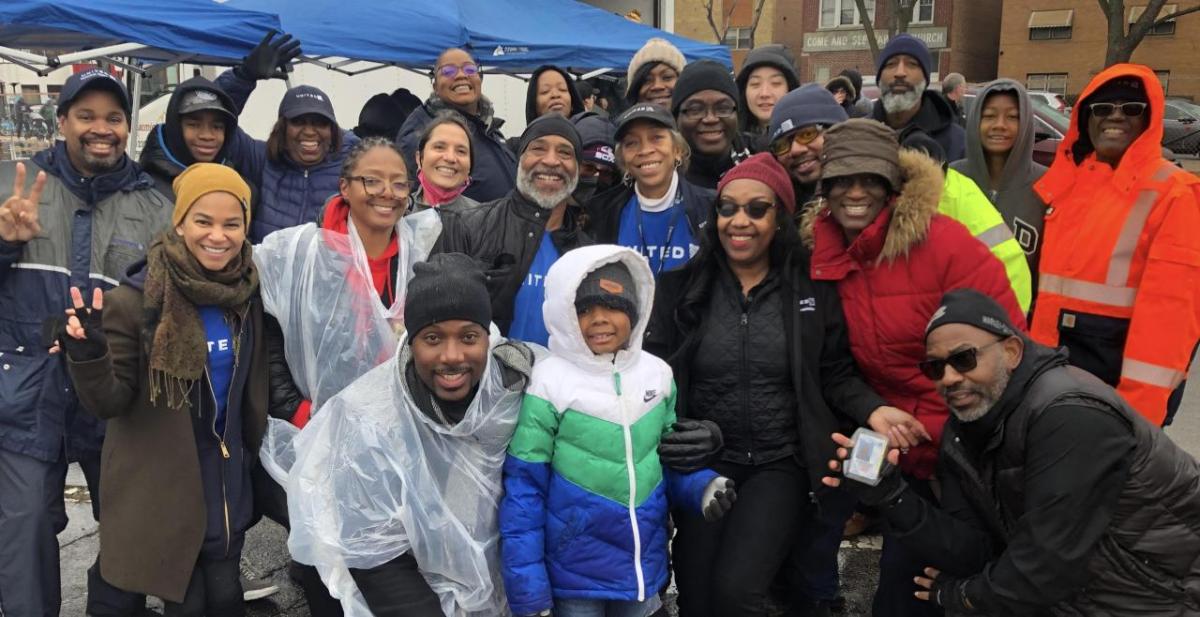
[
  {"left": 404, "top": 253, "right": 493, "bottom": 339},
  {"left": 575, "top": 261, "right": 638, "bottom": 326},
  {"left": 518, "top": 114, "right": 583, "bottom": 162},
  {"left": 671, "top": 60, "right": 739, "bottom": 116}
]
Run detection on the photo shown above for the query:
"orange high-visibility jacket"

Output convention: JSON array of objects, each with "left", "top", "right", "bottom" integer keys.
[{"left": 1033, "top": 63, "right": 1200, "bottom": 425}]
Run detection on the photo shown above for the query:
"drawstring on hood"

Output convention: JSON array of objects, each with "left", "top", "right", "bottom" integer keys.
[{"left": 543, "top": 245, "right": 655, "bottom": 373}]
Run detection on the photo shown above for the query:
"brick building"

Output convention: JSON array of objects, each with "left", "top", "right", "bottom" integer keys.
[
  {"left": 796, "top": 0, "right": 1002, "bottom": 86},
  {"left": 673, "top": 0, "right": 788, "bottom": 69},
  {"left": 997, "top": 1, "right": 1200, "bottom": 101}
]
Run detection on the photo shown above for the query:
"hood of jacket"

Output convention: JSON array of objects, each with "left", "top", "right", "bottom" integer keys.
[
  {"left": 1037, "top": 63, "right": 1167, "bottom": 200},
  {"left": 873, "top": 88, "right": 958, "bottom": 142},
  {"left": 801, "top": 148, "right": 944, "bottom": 261},
  {"left": 32, "top": 140, "right": 153, "bottom": 205},
  {"left": 152, "top": 77, "right": 238, "bottom": 174},
  {"left": 543, "top": 244, "right": 655, "bottom": 373},
  {"left": 957, "top": 79, "right": 1041, "bottom": 197},
  {"left": 735, "top": 45, "right": 800, "bottom": 131},
  {"left": 525, "top": 66, "right": 585, "bottom": 124},
  {"left": 425, "top": 93, "right": 504, "bottom": 135}
]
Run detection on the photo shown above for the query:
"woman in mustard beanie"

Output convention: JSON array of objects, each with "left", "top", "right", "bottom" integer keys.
[{"left": 56, "top": 162, "right": 269, "bottom": 616}]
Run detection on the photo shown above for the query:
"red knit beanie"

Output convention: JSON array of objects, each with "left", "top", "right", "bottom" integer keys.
[{"left": 717, "top": 152, "right": 797, "bottom": 214}]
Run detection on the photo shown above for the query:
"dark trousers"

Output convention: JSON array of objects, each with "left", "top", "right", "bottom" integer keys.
[
  {"left": 162, "top": 554, "right": 244, "bottom": 617},
  {"left": 786, "top": 487, "right": 859, "bottom": 603},
  {"left": 253, "top": 464, "right": 344, "bottom": 617},
  {"left": 349, "top": 552, "right": 442, "bottom": 617},
  {"left": 673, "top": 456, "right": 806, "bottom": 617},
  {"left": 872, "top": 477, "right": 943, "bottom": 617}
]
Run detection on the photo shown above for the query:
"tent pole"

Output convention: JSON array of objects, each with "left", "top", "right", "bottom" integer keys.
[
  {"left": 57, "top": 43, "right": 147, "bottom": 65},
  {"left": 128, "top": 69, "right": 143, "bottom": 157},
  {"left": 0, "top": 46, "right": 47, "bottom": 65}
]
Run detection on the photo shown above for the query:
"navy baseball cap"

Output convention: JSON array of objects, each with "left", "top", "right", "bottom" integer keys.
[
  {"left": 278, "top": 85, "right": 336, "bottom": 123},
  {"left": 57, "top": 68, "right": 132, "bottom": 119}
]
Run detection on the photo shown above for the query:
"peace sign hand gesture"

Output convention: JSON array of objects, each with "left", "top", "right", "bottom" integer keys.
[
  {"left": 59, "top": 286, "right": 109, "bottom": 362},
  {"left": 0, "top": 162, "right": 47, "bottom": 243}
]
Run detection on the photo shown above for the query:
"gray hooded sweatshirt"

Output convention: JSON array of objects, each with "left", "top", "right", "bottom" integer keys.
[{"left": 950, "top": 79, "right": 1049, "bottom": 279}]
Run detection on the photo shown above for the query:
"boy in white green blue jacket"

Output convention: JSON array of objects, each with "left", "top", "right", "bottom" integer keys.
[{"left": 500, "top": 245, "right": 736, "bottom": 617}]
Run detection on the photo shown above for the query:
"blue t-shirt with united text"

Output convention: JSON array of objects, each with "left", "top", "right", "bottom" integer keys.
[
  {"left": 508, "top": 231, "right": 560, "bottom": 346},
  {"left": 199, "top": 306, "right": 235, "bottom": 435},
  {"left": 615, "top": 195, "right": 696, "bottom": 276}
]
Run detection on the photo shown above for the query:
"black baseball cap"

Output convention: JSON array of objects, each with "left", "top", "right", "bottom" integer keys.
[
  {"left": 178, "top": 89, "right": 234, "bottom": 120},
  {"left": 57, "top": 68, "right": 132, "bottom": 120},
  {"left": 614, "top": 102, "right": 676, "bottom": 142},
  {"left": 278, "top": 85, "right": 336, "bottom": 123}
]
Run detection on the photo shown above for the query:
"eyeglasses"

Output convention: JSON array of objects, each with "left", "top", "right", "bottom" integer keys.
[
  {"left": 679, "top": 101, "right": 737, "bottom": 121},
  {"left": 918, "top": 339, "right": 1005, "bottom": 381},
  {"left": 352, "top": 175, "right": 410, "bottom": 197},
  {"left": 825, "top": 174, "right": 890, "bottom": 195},
  {"left": 716, "top": 199, "right": 776, "bottom": 219},
  {"left": 1088, "top": 101, "right": 1148, "bottom": 118},
  {"left": 436, "top": 63, "right": 479, "bottom": 79},
  {"left": 770, "top": 125, "right": 824, "bottom": 158}
]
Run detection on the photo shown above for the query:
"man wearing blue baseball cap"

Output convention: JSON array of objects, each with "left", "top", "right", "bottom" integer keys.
[
  {"left": 0, "top": 67, "right": 171, "bottom": 616},
  {"left": 871, "top": 34, "right": 965, "bottom": 161}
]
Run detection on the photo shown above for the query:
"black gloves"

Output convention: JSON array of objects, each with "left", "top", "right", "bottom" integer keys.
[
  {"left": 702, "top": 477, "right": 737, "bottom": 522},
  {"left": 659, "top": 419, "right": 723, "bottom": 473},
  {"left": 236, "top": 31, "right": 302, "bottom": 81},
  {"left": 930, "top": 576, "right": 976, "bottom": 613},
  {"left": 59, "top": 298, "right": 107, "bottom": 362}
]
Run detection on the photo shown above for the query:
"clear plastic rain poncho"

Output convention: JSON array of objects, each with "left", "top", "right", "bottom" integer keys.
[{"left": 283, "top": 337, "right": 532, "bottom": 616}]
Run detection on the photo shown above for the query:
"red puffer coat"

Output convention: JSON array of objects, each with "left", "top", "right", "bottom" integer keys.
[{"left": 803, "top": 150, "right": 1026, "bottom": 479}]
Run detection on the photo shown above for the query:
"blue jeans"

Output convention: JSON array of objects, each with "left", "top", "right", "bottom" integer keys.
[{"left": 554, "top": 596, "right": 662, "bottom": 617}]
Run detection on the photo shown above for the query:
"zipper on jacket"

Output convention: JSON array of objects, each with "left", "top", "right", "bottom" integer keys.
[
  {"left": 739, "top": 305, "right": 754, "bottom": 464},
  {"left": 205, "top": 365, "right": 233, "bottom": 557},
  {"left": 614, "top": 368, "right": 646, "bottom": 601}
]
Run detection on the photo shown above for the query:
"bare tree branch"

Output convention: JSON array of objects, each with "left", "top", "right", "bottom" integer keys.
[
  {"left": 853, "top": 0, "right": 882, "bottom": 61},
  {"left": 703, "top": 0, "right": 723, "bottom": 43},
  {"left": 746, "top": 0, "right": 768, "bottom": 48},
  {"left": 1153, "top": 5, "right": 1200, "bottom": 26}
]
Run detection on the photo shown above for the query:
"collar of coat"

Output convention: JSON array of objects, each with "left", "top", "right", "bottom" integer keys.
[
  {"left": 425, "top": 94, "right": 502, "bottom": 134},
  {"left": 800, "top": 148, "right": 943, "bottom": 264}
]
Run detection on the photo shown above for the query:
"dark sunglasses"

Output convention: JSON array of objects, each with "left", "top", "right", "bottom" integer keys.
[
  {"left": 436, "top": 63, "right": 479, "bottom": 79},
  {"left": 1088, "top": 101, "right": 1148, "bottom": 118},
  {"left": 716, "top": 199, "right": 776, "bottom": 219},
  {"left": 918, "top": 339, "right": 1004, "bottom": 381},
  {"left": 769, "top": 125, "right": 823, "bottom": 158}
]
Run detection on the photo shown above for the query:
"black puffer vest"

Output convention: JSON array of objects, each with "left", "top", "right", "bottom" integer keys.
[{"left": 942, "top": 364, "right": 1200, "bottom": 616}]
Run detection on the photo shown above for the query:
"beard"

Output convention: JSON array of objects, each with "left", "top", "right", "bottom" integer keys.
[
  {"left": 517, "top": 164, "right": 579, "bottom": 210},
  {"left": 74, "top": 134, "right": 124, "bottom": 175},
  {"left": 940, "top": 360, "right": 1010, "bottom": 423},
  {"left": 881, "top": 78, "right": 927, "bottom": 115}
]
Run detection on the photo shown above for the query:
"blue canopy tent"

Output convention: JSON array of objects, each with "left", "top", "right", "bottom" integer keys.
[
  {"left": 0, "top": 0, "right": 283, "bottom": 153},
  {"left": 225, "top": 0, "right": 730, "bottom": 74}
]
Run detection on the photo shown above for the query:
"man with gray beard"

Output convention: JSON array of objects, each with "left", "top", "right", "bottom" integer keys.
[
  {"left": 824, "top": 289, "right": 1200, "bottom": 616},
  {"left": 871, "top": 34, "right": 966, "bottom": 161},
  {"left": 435, "top": 114, "right": 592, "bottom": 345}
]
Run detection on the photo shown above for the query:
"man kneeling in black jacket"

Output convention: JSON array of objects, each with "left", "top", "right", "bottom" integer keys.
[{"left": 825, "top": 288, "right": 1200, "bottom": 616}]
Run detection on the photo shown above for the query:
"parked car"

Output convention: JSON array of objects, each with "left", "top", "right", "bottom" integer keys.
[
  {"left": 1027, "top": 91, "right": 1070, "bottom": 115},
  {"left": 1162, "top": 98, "right": 1200, "bottom": 156}
]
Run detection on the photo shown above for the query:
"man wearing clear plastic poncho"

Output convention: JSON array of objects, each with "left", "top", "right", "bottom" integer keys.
[{"left": 277, "top": 253, "right": 534, "bottom": 616}]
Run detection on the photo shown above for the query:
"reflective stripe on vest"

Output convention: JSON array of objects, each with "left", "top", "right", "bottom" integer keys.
[
  {"left": 976, "top": 222, "right": 1015, "bottom": 249},
  {"left": 1122, "top": 358, "right": 1188, "bottom": 389},
  {"left": 1039, "top": 161, "right": 1179, "bottom": 307}
]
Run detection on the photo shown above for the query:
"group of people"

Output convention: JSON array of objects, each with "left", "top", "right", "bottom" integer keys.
[{"left": 0, "top": 24, "right": 1198, "bottom": 617}]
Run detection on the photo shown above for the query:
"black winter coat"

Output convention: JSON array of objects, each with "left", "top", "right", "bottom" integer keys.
[
  {"left": 884, "top": 343, "right": 1200, "bottom": 615},
  {"left": 645, "top": 248, "right": 886, "bottom": 488},
  {"left": 584, "top": 179, "right": 715, "bottom": 245},
  {"left": 435, "top": 190, "right": 592, "bottom": 334}
]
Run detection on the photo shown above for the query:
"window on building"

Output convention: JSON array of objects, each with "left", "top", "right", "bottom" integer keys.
[
  {"left": 1026, "top": 73, "right": 1069, "bottom": 96},
  {"left": 1156, "top": 70, "right": 1170, "bottom": 95},
  {"left": 1129, "top": 4, "right": 1177, "bottom": 36},
  {"left": 1028, "top": 9, "right": 1074, "bottom": 40},
  {"left": 722, "top": 27, "right": 753, "bottom": 50},
  {"left": 912, "top": 0, "right": 935, "bottom": 24},
  {"left": 819, "top": 0, "right": 875, "bottom": 29}
]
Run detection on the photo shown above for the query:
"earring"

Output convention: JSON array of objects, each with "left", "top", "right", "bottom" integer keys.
[
  {"left": 622, "top": 171, "right": 633, "bottom": 185},
  {"left": 674, "top": 159, "right": 682, "bottom": 168}
]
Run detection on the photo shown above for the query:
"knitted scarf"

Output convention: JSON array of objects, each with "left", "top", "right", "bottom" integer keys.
[{"left": 141, "top": 232, "right": 258, "bottom": 408}]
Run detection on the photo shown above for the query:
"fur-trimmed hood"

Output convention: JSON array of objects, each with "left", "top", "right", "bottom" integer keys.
[{"left": 801, "top": 147, "right": 944, "bottom": 262}]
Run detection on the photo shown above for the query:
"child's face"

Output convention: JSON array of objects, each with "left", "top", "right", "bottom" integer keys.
[{"left": 577, "top": 304, "right": 632, "bottom": 355}]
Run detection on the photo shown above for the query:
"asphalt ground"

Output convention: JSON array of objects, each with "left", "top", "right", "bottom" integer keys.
[{"left": 58, "top": 357, "right": 1200, "bottom": 616}]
